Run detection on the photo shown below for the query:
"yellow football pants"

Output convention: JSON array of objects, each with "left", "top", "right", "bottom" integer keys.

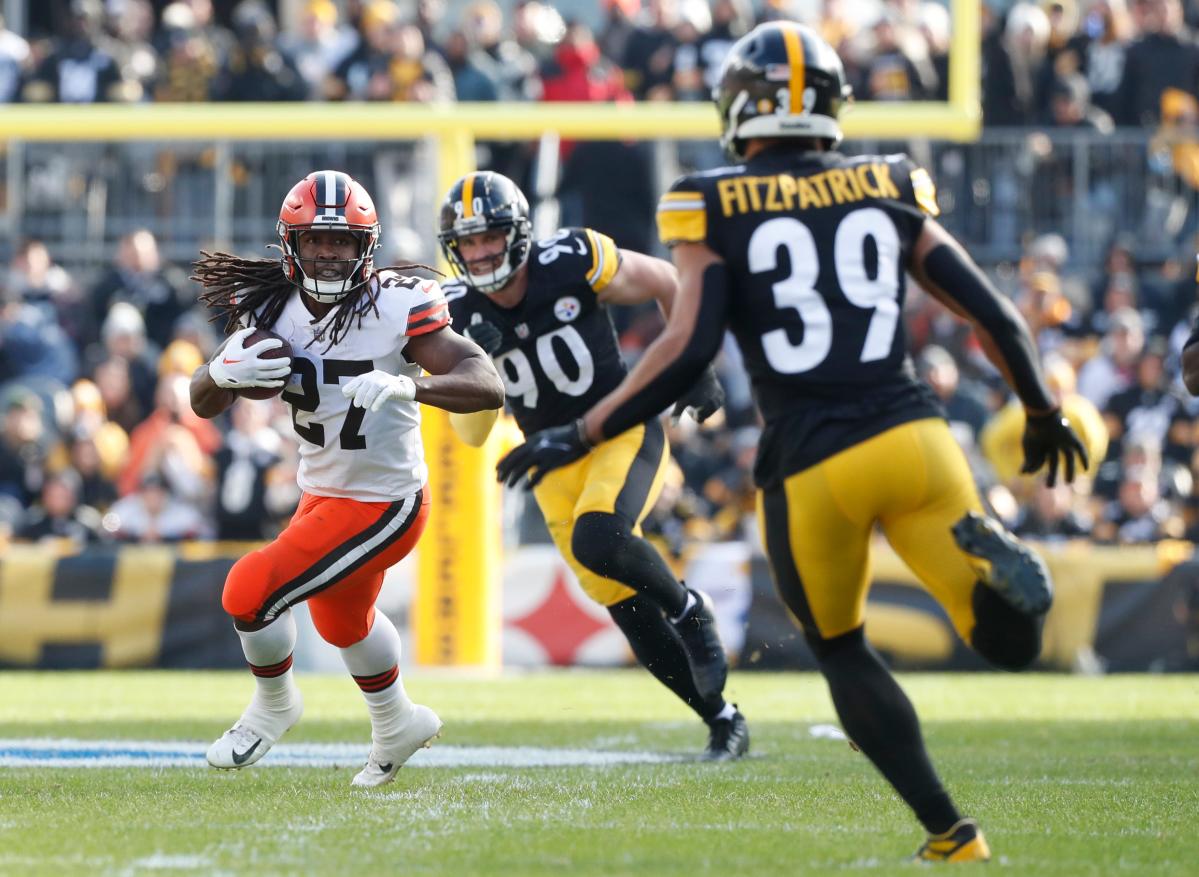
[
  {"left": 532, "top": 420, "right": 670, "bottom": 606},
  {"left": 758, "top": 418, "right": 988, "bottom": 643}
]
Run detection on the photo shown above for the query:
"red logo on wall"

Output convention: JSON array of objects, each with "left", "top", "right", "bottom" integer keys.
[{"left": 509, "top": 569, "right": 611, "bottom": 665}]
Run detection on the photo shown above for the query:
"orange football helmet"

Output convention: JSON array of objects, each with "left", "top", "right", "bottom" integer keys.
[{"left": 277, "top": 170, "right": 380, "bottom": 302}]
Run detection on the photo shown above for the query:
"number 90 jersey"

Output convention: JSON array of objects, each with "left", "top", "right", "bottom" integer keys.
[
  {"left": 657, "top": 149, "right": 945, "bottom": 484},
  {"left": 264, "top": 271, "right": 450, "bottom": 502},
  {"left": 444, "top": 227, "right": 626, "bottom": 436}
]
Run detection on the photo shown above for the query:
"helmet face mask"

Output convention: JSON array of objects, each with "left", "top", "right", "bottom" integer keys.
[
  {"left": 288, "top": 227, "right": 374, "bottom": 293},
  {"left": 438, "top": 171, "right": 531, "bottom": 295},
  {"left": 713, "top": 22, "right": 853, "bottom": 161},
  {"left": 278, "top": 170, "right": 380, "bottom": 303}
]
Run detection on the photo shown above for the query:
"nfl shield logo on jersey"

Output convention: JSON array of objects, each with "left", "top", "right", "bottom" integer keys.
[
  {"left": 554, "top": 296, "right": 581, "bottom": 322},
  {"left": 515, "top": 323, "right": 530, "bottom": 339}
]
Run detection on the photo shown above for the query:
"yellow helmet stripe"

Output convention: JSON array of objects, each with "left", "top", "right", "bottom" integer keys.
[
  {"left": 783, "top": 26, "right": 805, "bottom": 114},
  {"left": 462, "top": 173, "right": 476, "bottom": 218}
]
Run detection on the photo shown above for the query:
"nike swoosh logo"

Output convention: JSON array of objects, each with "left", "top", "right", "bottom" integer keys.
[
  {"left": 377, "top": 762, "right": 393, "bottom": 774},
  {"left": 222, "top": 358, "right": 242, "bottom": 365},
  {"left": 231, "top": 739, "right": 261, "bottom": 765}
]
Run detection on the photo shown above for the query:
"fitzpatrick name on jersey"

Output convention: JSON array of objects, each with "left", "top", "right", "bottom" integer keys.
[
  {"left": 710, "top": 161, "right": 908, "bottom": 218},
  {"left": 657, "top": 150, "right": 945, "bottom": 487},
  {"left": 445, "top": 227, "right": 625, "bottom": 436},
  {"left": 266, "top": 270, "right": 449, "bottom": 502}
]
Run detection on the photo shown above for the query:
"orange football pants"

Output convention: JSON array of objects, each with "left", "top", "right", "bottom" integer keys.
[{"left": 222, "top": 488, "right": 429, "bottom": 647}]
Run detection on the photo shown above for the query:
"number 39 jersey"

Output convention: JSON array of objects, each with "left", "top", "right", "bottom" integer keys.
[
  {"left": 263, "top": 271, "right": 449, "bottom": 502},
  {"left": 444, "top": 227, "right": 625, "bottom": 436},
  {"left": 657, "top": 149, "right": 944, "bottom": 486}
]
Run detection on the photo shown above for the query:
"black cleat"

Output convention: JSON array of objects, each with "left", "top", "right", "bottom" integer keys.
[
  {"left": 704, "top": 708, "right": 749, "bottom": 762},
  {"left": 952, "top": 512, "right": 1053, "bottom": 616},
  {"left": 672, "top": 589, "right": 729, "bottom": 700}
]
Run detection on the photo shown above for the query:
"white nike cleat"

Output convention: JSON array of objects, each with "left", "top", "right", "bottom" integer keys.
[
  {"left": 206, "top": 697, "right": 303, "bottom": 770},
  {"left": 207, "top": 723, "right": 273, "bottom": 769},
  {"left": 351, "top": 704, "right": 443, "bottom": 788}
]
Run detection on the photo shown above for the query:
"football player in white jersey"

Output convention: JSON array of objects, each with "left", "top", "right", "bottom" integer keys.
[{"left": 190, "top": 170, "right": 504, "bottom": 787}]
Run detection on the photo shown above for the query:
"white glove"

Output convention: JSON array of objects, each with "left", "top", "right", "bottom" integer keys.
[
  {"left": 208, "top": 327, "right": 291, "bottom": 390},
  {"left": 342, "top": 369, "right": 417, "bottom": 412}
]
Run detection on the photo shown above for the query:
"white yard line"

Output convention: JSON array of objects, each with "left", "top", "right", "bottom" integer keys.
[{"left": 0, "top": 739, "right": 685, "bottom": 769}]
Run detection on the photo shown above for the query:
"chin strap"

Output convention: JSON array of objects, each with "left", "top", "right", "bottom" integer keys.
[{"left": 298, "top": 258, "right": 371, "bottom": 302}]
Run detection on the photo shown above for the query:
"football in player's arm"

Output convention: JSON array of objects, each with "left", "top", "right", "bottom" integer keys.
[
  {"left": 189, "top": 170, "right": 503, "bottom": 788},
  {"left": 495, "top": 23, "right": 1088, "bottom": 861},
  {"left": 436, "top": 170, "right": 747, "bottom": 760}
]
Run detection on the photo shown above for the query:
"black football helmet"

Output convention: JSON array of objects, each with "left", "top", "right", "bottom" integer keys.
[
  {"left": 713, "top": 21, "right": 853, "bottom": 160},
  {"left": 438, "top": 171, "right": 532, "bottom": 294}
]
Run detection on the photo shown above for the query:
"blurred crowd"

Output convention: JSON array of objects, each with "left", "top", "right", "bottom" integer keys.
[
  {"left": 2, "top": 0, "right": 1199, "bottom": 551},
  {"left": 1, "top": 0, "right": 1197, "bottom": 126},
  {"left": 0, "top": 229, "right": 302, "bottom": 544}
]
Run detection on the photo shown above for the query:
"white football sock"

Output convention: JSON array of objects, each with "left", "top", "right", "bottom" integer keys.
[
  {"left": 714, "top": 702, "right": 737, "bottom": 722},
  {"left": 340, "top": 611, "right": 415, "bottom": 750},
  {"left": 235, "top": 610, "right": 302, "bottom": 741}
]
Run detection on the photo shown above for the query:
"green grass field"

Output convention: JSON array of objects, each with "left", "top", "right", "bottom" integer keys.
[{"left": 0, "top": 670, "right": 1196, "bottom": 876}]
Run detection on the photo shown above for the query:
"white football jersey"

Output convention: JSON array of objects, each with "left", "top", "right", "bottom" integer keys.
[{"left": 263, "top": 271, "right": 449, "bottom": 502}]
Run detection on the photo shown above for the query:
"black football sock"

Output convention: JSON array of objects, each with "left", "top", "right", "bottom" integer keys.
[
  {"left": 811, "top": 626, "right": 961, "bottom": 835},
  {"left": 608, "top": 594, "right": 725, "bottom": 722}
]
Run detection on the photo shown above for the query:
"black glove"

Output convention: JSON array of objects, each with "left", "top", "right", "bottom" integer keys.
[
  {"left": 464, "top": 321, "right": 503, "bottom": 356},
  {"left": 671, "top": 364, "right": 725, "bottom": 424},
  {"left": 1021, "top": 408, "right": 1089, "bottom": 487},
  {"left": 496, "top": 419, "right": 592, "bottom": 489}
]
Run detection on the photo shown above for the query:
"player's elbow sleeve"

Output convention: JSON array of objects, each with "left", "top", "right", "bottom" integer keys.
[
  {"left": 450, "top": 408, "right": 500, "bottom": 447},
  {"left": 923, "top": 244, "right": 1004, "bottom": 326},
  {"left": 924, "top": 244, "right": 1053, "bottom": 412},
  {"left": 686, "top": 266, "right": 729, "bottom": 362},
  {"left": 924, "top": 245, "right": 1029, "bottom": 344},
  {"left": 665, "top": 262, "right": 729, "bottom": 374},
  {"left": 600, "top": 262, "right": 729, "bottom": 439}
]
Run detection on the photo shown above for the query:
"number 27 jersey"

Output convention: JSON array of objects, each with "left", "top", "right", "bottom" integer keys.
[
  {"left": 265, "top": 271, "right": 449, "bottom": 502},
  {"left": 657, "top": 149, "right": 944, "bottom": 484}
]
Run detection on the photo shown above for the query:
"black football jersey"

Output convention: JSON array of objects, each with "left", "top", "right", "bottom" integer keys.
[
  {"left": 657, "top": 148, "right": 945, "bottom": 486},
  {"left": 445, "top": 227, "right": 626, "bottom": 436}
]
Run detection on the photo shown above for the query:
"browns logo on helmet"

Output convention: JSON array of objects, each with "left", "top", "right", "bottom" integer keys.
[
  {"left": 277, "top": 170, "right": 380, "bottom": 303},
  {"left": 713, "top": 22, "right": 854, "bottom": 161},
  {"left": 437, "top": 171, "right": 532, "bottom": 294}
]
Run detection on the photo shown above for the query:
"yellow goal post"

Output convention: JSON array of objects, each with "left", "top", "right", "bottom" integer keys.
[{"left": 1, "top": 2, "right": 979, "bottom": 669}]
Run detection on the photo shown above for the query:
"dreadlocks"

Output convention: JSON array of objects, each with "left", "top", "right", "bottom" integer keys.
[{"left": 192, "top": 250, "right": 436, "bottom": 353}]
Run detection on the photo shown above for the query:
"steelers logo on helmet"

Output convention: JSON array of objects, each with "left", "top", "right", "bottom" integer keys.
[
  {"left": 713, "top": 21, "right": 854, "bottom": 161},
  {"left": 438, "top": 171, "right": 532, "bottom": 295},
  {"left": 276, "top": 170, "right": 381, "bottom": 303}
]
